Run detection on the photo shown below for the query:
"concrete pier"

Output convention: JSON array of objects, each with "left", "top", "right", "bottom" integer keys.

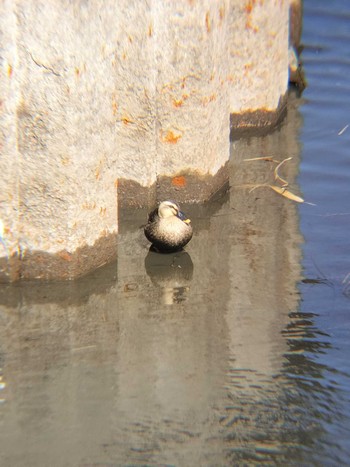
[{"left": 0, "top": 0, "right": 302, "bottom": 281}]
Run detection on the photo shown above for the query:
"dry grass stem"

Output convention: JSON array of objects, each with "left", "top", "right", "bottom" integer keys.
[
  {"left": 248, "top": 184, "right": 267, "bottom": 193},
  {"left": 244, "top": 156, "right": 277, "bottom": 162},
  {"left": 244, "top": 156, "right": 306, "bottom": 203},
  {"left": 269, "top": 185, "right": 304, "bottom": 203},
  {"left": 274, "top": 157, "right": 292, "bottom": 187}
]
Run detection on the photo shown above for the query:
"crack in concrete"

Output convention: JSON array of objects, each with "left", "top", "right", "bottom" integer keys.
[{"left": 29, "top": 51, "right": 61, "bottom": 77}]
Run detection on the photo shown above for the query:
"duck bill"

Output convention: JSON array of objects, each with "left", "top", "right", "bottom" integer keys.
[{"left": 177, "top": 210, "right": 191, "bottom": 224}]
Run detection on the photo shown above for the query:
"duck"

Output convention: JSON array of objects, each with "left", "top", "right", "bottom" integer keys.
[{"left": 144, "top": 200, "right": 193, "bottom": 252}]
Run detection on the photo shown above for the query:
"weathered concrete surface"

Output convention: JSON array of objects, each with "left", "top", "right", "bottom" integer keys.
[
  {"left": 1, "top": 1, "right": 120, "bottom": 281},
  {"left": 229, "top": 0, "right": 289, "bottom": 134},
  {"left": 0, "top": 0, "right": 300, "bottom": 280}
]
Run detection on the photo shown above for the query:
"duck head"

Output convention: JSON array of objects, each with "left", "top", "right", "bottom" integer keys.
[{"left": 158, "top": 200, "right": 191, "bottom": 224}]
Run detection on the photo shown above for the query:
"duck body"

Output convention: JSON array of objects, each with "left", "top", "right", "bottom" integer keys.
[{"left": 144, "top": 200, "right": 193, "bottom": 252}]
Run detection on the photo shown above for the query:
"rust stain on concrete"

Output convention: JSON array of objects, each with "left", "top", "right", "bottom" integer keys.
[
  {"left": 245, "top": 0, "right": 259, "bottom": 32},
  {"left": 205, "top": 12, "right": 211, "bottom": 33},
  {"left": 172, "top": 93, "right": 189, "bottom": 108},
  {"left": 202, "top": 93, "right": 217, "bottom": 106},
  {"left": 219, "top": 5, "right": 225, "bottom": 23},
  {"left": 121, "top": 114, "right": 133, "bottom": 125},
  {"left": 172, "top": 98, "right": 184, "bottom": 108},
  {"left": 58, "top": 251, "right": 73, "bottom": 262},
  {"left": 171, "top": 176, "right": 187, "bottom": 187},
  {"left": 111, "top": 94, "right": 118, "bottom": 115},
  {"left": 245, "top": 0, "right": 256, "bottom": 14},
  {"left": 82, "top": 201, "right": 96, "bottom": 210},
  {"left": 160, "top": 129, "right": 182, "bottom": 144},
  {"left": 7, "top": 64, "right": 13, "bottom": 78}
]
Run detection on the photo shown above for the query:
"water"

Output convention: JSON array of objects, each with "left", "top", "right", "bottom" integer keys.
[{"left": 1, "top": 1, "right": 350, "bottom": 465}]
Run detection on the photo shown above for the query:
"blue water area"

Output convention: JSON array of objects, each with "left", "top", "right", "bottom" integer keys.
[{"left": 296, "top": 1, "right": 350, "bottom": 463}]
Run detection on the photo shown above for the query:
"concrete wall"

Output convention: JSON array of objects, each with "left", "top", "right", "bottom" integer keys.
[
  {"left": 0, "top": 0, "right": 301, "bottom": 281},
  {"left": 229, "top": 0, "right": 289, "bottom": 130}
]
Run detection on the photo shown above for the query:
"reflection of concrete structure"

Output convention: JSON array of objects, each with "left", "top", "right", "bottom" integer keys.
[
  {"left": 228, "top": 94, "right": 303, "bottom": 373},
  {"left": 221, "top": 92, "right": 303, "bottom": 457},
  {"left": 0, "top": 92, "right": 303, "bottom": 464},
  {"left": 0, "top": 0, "right": 302, "bottom": 281}
]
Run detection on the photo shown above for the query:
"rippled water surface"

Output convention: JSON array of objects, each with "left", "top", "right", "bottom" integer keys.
[{"left": 1, "top": 1, "right": 350, "bottom": 466}]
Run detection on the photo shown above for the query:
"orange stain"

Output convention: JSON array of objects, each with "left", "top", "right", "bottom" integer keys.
[
  {"left": 172, "top": 98, "right": 184, "bottom": 108},
  {"left": 160, "top": 130, "right": 182, "bottom": 144},
  {"left": 7, "top": 64, "right": 13, "bottom": 78},
  {"left": 61, "top": 155, "right": 70, "bottom": 166},
  {"left": 112, "top": 95, "right": 118, "bottom": 115},
  {"left": 121, "top": 115, "right": 133, "bottom": 125},
  {"left": 205, "top": 11, "right": 211, "bottom": 33},
  {"left": 58, "top": 251, "right": 73, "bottom": 262},
  {"left": 245, "top": 0, "right": 259, "bottom": 31},
  {"left": 202, "top": 93, "right": 217, "bottom": 105},
  {"left": 245, "top": 0, "right": 256, "bottom": 14},
  {"left": 82, "top": 202, "right": 96, "bottom": 210},
  {"left": 171, "top": 176, "right": 186, "bottom": 187},
  {"left": 219, "top": 5, "right": 225, "bottom": 22},
  {"left": 114, "top": 178, "right": 118, "bottom": 188}
]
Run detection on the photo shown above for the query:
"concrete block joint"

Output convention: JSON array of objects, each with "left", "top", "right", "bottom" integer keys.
[{"left": 0, "top": 0, "right": 302, "bottom": 281}]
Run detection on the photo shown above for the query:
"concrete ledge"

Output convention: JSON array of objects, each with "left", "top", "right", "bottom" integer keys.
[
  {"left": 230, "top": 94, "right": 288, "bottom": 140},
  {"left": 0, "top": 234, "right": 117, "bottom": 282},
  {"left": 156, "top": 164, "right": 230, "bottom": 205},
  {"left": 118, "top": 163, "right": 229, "bottom": 208}
]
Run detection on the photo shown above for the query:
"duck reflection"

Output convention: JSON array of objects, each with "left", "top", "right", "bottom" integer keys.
[{"left": 144, "top": 249, "right": 193, "bottom": 305}]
